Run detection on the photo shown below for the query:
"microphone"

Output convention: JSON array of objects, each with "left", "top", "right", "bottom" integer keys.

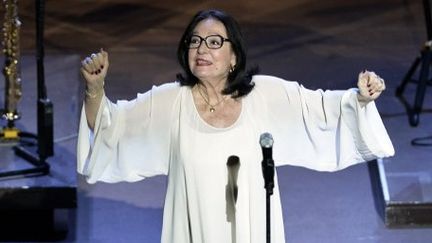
[
  {"left": 227, "top": 155, "right": 240, "bottom": 204},
  {"left": 260, "top": 133, "right": 274, "bottom": 195}
]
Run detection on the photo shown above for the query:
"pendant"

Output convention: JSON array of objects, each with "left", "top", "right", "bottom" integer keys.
[{"left": 209, "top": 107, "right": 215, "bottom": 112}]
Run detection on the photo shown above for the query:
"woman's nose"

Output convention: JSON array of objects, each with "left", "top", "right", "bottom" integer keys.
[{"left": 197, "top": 40, "right": 209, "bottom": 54}]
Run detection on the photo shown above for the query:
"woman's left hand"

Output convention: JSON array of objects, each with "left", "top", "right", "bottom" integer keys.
[{"left": 357, "top": 70, "right": 386, "bottom": 106}]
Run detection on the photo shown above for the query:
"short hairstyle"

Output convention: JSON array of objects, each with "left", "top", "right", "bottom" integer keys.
[{"left": 176, "top": 9, "right": 258, "bottom": 98}]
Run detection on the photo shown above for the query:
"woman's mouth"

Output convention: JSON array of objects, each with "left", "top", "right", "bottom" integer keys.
[{"left": 196, "top": 58, "right": 212, "bottom": 66}]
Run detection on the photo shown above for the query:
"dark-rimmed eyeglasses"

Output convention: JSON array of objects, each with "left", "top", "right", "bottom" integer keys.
[{"left": 187, "top": 35, "right": 231, "bottom": 49}]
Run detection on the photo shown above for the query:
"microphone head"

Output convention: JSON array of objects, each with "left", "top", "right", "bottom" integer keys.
[
  {"left": 259, "top": 132, "right": 273, "bottom": 148},
  {"left": 227, "top": 155, "right": 240, "bottom": 170}
]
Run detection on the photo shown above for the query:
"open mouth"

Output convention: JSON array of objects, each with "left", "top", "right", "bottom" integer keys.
[{"left": 196, "top": 58, "right": 212, "bottom": 66}]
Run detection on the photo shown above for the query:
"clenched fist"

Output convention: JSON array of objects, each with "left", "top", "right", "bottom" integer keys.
[
  {"left": 81, "top": 49, "right": 109, "bottom": 97},
  {"left": 357, "top": 70, "right": 386, "bottom": 106}
]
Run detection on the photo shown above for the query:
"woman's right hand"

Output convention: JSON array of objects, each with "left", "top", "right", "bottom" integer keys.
[
  {"left": 81, "top": 48, "right": 109, "bottom": 92},
  {"left": 81, "top": 49, "right": 109, "bottom": 129}
]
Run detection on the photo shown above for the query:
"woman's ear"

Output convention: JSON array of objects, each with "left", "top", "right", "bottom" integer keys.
[
  {"left": 229, "top": 59, "right": 236, "bottom": 73},
  {"left": 230, "top": 50, "right": 237, "bottom": 65}
]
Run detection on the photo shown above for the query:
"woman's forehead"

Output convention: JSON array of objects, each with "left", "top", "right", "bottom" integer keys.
[{"left": 192, "top": 18, "right": 227, "bottom": 36}]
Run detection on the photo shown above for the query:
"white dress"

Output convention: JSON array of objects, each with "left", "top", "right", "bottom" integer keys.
[{"left": 77, "top": 75, "right": 394, "bottom": 243}]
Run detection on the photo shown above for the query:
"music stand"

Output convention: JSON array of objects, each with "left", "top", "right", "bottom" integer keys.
[{"left": 396, "top": 0, "right": 432, "bottom": 146}]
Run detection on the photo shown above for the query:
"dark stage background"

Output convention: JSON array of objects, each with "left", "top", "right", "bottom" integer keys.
[{"left": 0, "top": 0, "right": 431, "bottom": 242}]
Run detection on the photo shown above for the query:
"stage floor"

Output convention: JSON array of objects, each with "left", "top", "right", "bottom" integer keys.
[{"left": 1, "top": 0, "right": 431, "bottom": 242}]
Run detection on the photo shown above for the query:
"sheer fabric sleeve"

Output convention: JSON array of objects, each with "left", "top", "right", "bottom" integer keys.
[
  {"left": 253, "top": 75, "right": 394, "bottom": 171},
  {"left": 77, "top": 83, "right": 180, "bottom": 183}
]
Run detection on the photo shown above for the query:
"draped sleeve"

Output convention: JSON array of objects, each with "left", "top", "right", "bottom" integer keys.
[
  {"left": 77, "top": 82, "right": 181, "bottom": 183},
  {"left": 251, "top": 75, "right": 394, "bottom": 171}
]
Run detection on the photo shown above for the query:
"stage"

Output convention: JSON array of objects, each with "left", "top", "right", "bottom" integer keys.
[{"left": 1, "top": 0, "right": 432, "bottom": 242}]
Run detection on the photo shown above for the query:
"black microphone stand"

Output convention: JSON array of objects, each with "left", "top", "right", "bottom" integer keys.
[
  {"left": 263, "top": 158, "right": 274, "bottom": 243},
  {"left": 261, "top": 133, "right": 275, "bottom": 243}
]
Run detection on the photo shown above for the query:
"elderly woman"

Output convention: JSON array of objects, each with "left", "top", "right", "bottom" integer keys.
[{"left": 78, "top": 9, "right": 394, "bottom": 243}]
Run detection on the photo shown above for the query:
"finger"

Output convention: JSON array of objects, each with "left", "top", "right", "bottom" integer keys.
[
  {"left": 368, "top": 78, "right": 379, "bottom": 91},
  {"left": 370, "top": 90, "right": 382, "bottom": 100},
  {"left": 90, "top": 53, "right": 103, "bottom": 74},
  {"left": 371, "top": 77, "right": 385, "bottom": 92},
  {"left": 91, "top": 53, "right": 101, "bottom": 68},
  {"left": 369, "top": 79, "right": 384, "bottom": 97},
  {"left": 80, "top": 67, "right": 93, "bottom": 82},
  {"left": 81, "top": 57, "right": 94, "bottom": 74},
  {"left": 88, "top": 57, "right": 98, "bottom": 74},
  {"left": 369, "top": 79, "right": 381, "bottom": 95},
  {"left": 366, "top": 72, "right": 373, "bottom": 87},
  {"left": 357, "top": 72, "right": 368, "bottom": 88},
  {"left": 378, "top": 78, "right": 386, "bottom": 91},
  {"left": 88, "top": 55, "right": 100, "bottom": 73},
  {"left": 367, "top": 71, "right": 379, "bottom": 84},
  {"left": 96, "top": 52, "right": 104, "bottom": 69},
  {"left": 81, "top": 60, "right": 90, "bottom": 73},
  {"left": 357, "top": 74, "right": 369, "bottom": 98},
  {"left": 366, "top": 71, "right": 379, "bottom": 86},
  {"left": 91, "top": 53, "right": 103, "bottom": 75},
  {"left": 101, "top": 48, "right": 109, "bottom": 69},
  {"left": 366, "top": 74, "right": 377, "bottom": 95},
  {"left": 359, "top": 71, "right": 369, "bottom": 84}
]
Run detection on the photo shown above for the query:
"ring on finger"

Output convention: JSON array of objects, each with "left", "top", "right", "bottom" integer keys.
[{"left": 85, "top": 57, "right": 92, "bottom": 64}]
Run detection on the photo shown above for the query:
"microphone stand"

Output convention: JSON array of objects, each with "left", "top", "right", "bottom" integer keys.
[
  {"left": 260, "top": 133, "right": 275, "bottom": 243},
  {"left": 263, "top": 157, "right": 274, "bottom": 243}
]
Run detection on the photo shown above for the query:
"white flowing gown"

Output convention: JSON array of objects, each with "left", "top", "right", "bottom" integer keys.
[{"left": 77, "top": 75, "right": 394, "bottom": 243}]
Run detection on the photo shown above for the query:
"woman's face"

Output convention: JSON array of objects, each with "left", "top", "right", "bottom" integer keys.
[{"left": 188, "top": 18, "right": 236, "bottom": 85}]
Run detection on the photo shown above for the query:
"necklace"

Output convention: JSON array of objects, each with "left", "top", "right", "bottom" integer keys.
[{"left": 196, "top": 85, "right": 226, "bottom": 112}]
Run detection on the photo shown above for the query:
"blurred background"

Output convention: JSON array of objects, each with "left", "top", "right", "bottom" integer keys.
[{"left": 1, "top": 0, "right": 432, "bottom": 242}]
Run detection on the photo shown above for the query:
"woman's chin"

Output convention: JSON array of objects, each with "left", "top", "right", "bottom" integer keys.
[{"left": 193, "top": 71, "right": 212, "bottom": 81}]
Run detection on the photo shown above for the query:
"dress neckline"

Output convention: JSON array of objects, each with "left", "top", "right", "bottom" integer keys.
[{"left": 188, "top": 87, "right": 244, "bottom": 131}]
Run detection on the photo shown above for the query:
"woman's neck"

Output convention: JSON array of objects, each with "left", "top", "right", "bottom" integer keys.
[
  {"left": 200, "top": 77, "right": 226, "bottom": 93},
  {"left": 198, "top": 78, "right": 227, "bottom": 98}
]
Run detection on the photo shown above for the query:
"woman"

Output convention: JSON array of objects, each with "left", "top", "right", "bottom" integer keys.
[{"left": 78, "top": 9, "right": 394, "bottom": 243}]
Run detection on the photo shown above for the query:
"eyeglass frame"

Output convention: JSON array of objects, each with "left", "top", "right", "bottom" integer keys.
[{"left": 187, "top": 34, "right": 231, "bottom": 49}]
